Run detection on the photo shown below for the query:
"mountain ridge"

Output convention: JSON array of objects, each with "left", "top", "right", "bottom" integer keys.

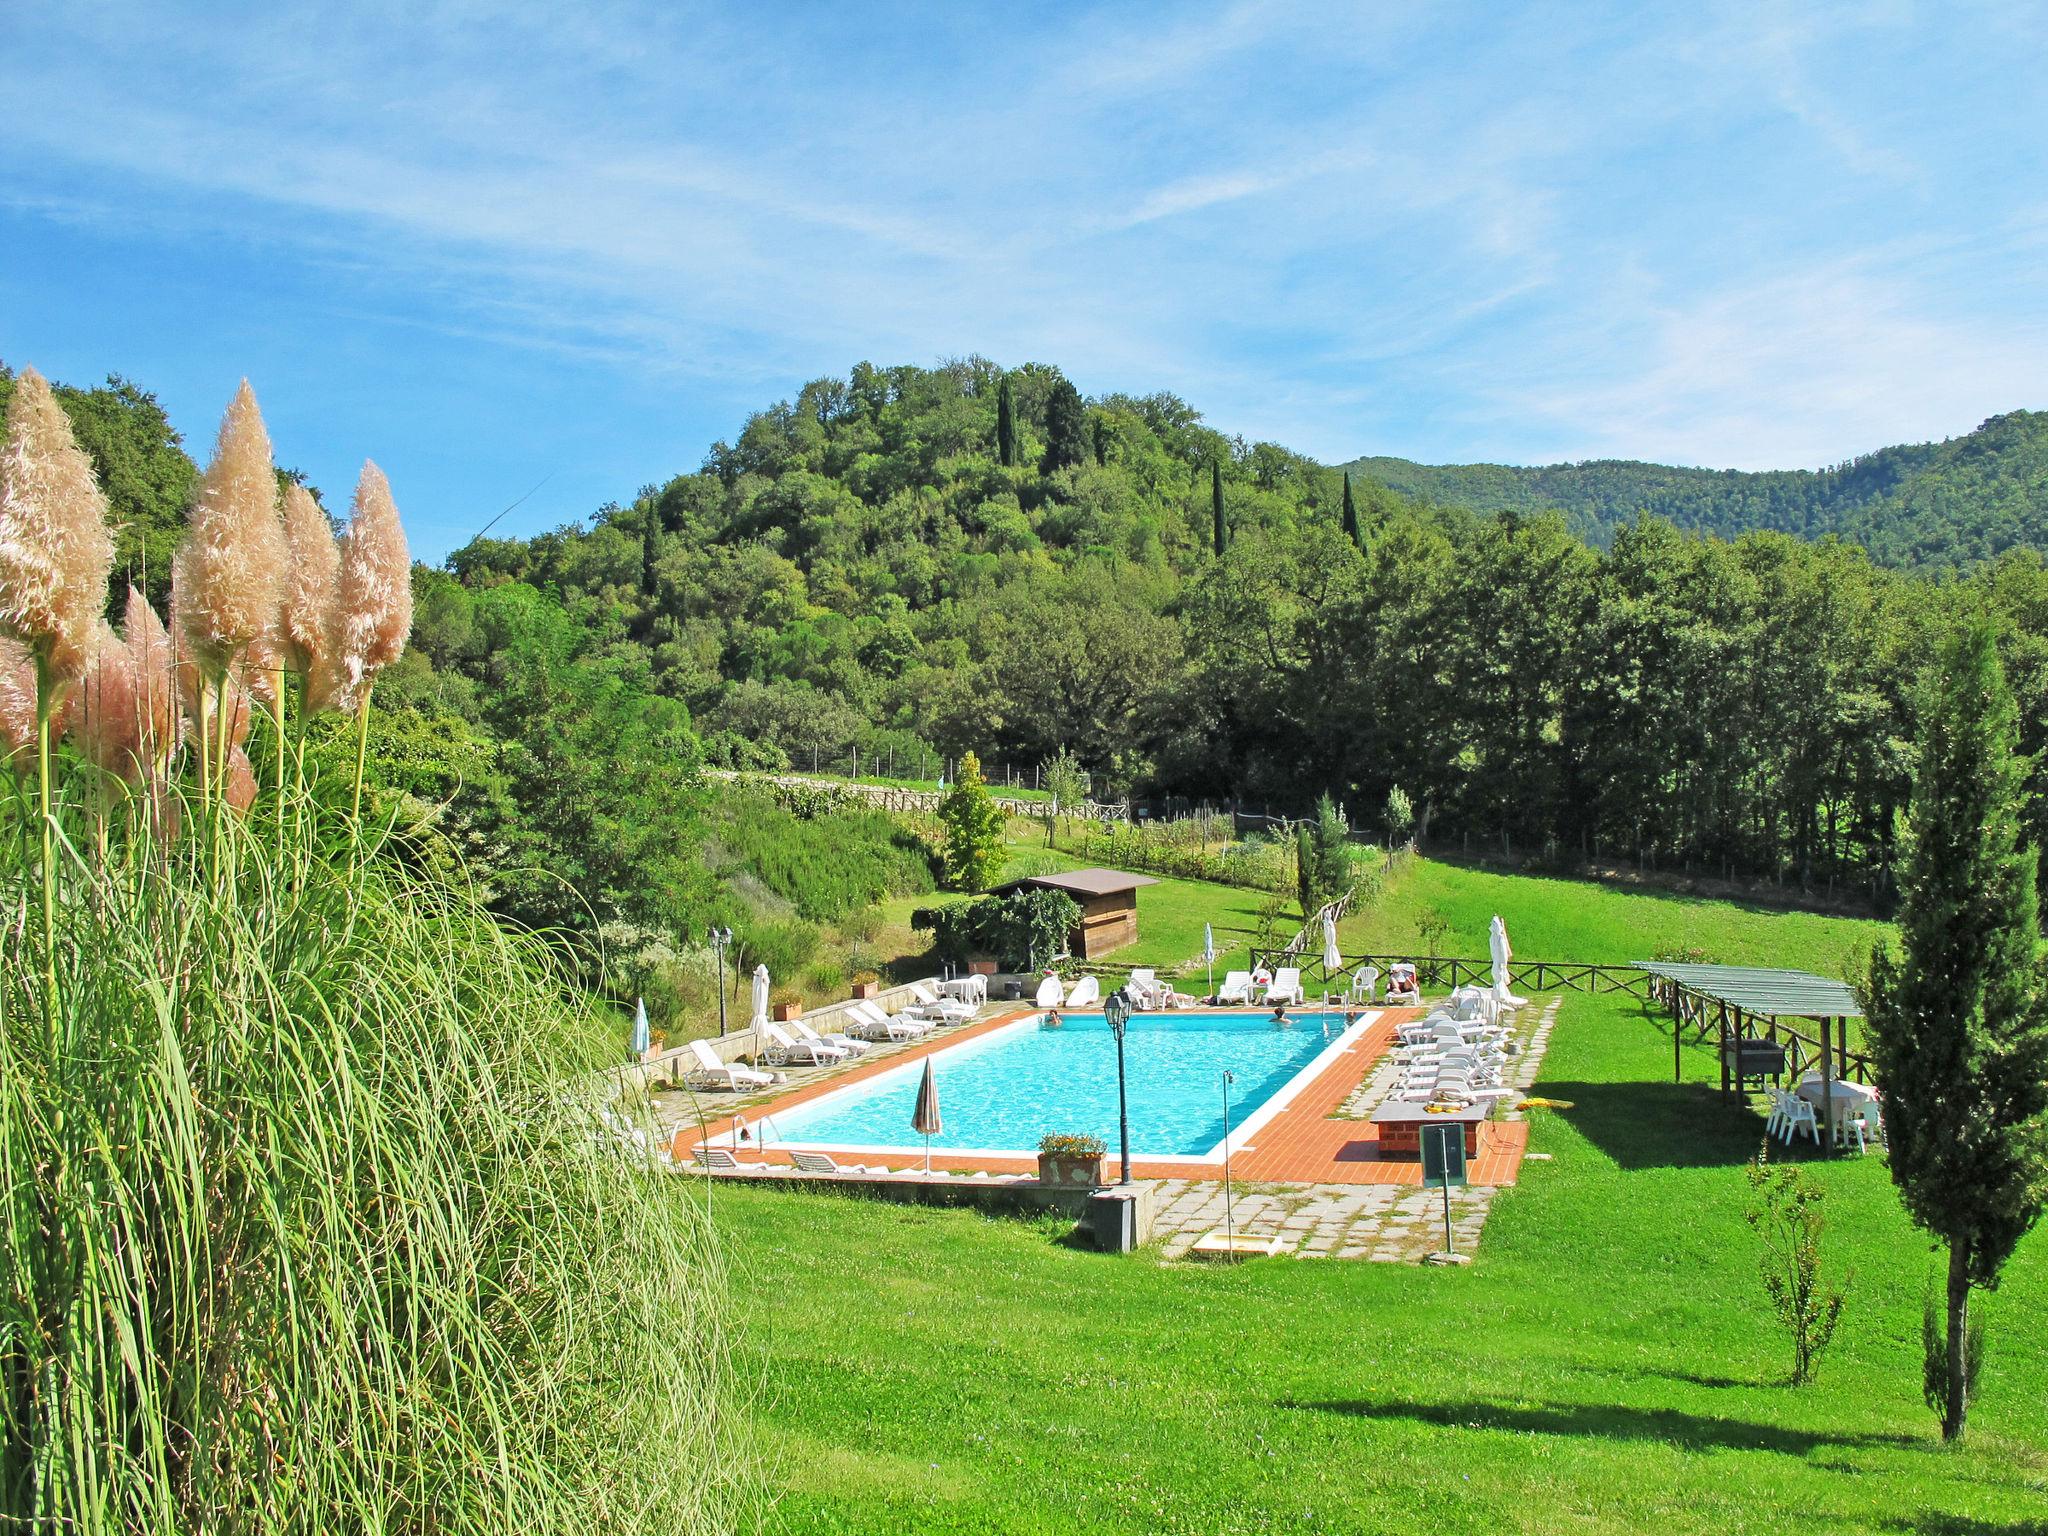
[{"left": 1340, "top": 409, "right": 2048, "bottom": 568}]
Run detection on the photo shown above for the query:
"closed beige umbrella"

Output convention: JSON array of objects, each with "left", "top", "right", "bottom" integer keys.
[{"left": 911, "top": 1059, "right": 942, "bottom": 1175}]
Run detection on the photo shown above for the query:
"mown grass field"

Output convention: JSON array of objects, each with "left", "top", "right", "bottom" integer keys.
[
  {"left": 711, "top": 868, "right": 2047, "bottom": 1534},
  {"left": 1340, "top": 857, "right": 1892, "bottom": 980}
]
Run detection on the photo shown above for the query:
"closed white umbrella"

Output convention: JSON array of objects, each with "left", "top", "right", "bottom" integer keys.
[
  {"left": 1321, "top": 912, "right": 1342, "bottom": 980},
  {"left": 750, "top": 963, "right": 771, "bottom": 1061},
  {"left": 629, "top": 996, "right": 650, "bottom": 1059},
  {"left": 1490, "top": 915, "right": 1528, "bottom": 1008},
  {"left": 911, "top": 1059, "right": 943, "bottom": 1175},
  {"left": 1203, "top": 922, "right": 1217, "bottom": 1000}
]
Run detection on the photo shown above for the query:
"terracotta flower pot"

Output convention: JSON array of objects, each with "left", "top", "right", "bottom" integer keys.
[
  {"left": 772, "top": 1002, "right": 802, "bottom": 1023},
  {"left": 1037, "top": 1152, "right": 1109, "bottom": 1189}
]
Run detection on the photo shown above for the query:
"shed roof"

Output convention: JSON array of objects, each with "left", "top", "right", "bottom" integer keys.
[
  {"left": 995, "top": 868, "right": 1159, "bottom": 898},
  {"left": 1634, "top": 961, "right": 1862, "bottom": 1019}
]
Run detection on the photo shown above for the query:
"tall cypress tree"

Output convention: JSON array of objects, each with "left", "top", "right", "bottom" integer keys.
[
  {"left": 1211, "top": 461, "right": 1227, "bottom": 557},
  {"left": 1342, "top": 471, "right": 1362, "bottom": 549},
  {"left": 1865, "top": 621, "right": 2048, "bottom": 1441},
  {"left": 1041, "top": 379, "right": 1086, "bottom": 473},
  {"left": 996, "top": 376, "right": 1017, "bottom": 468},
  {"left": 1092, "top": 416, "right": 1108, "bottom": 467},
  {"left": 640, "top": 509, "right": 660, "bottom": 598}
]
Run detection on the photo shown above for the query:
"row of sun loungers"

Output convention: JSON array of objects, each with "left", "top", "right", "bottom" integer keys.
[
  {"left": 1213, "top": 966, "right": 1305, "bottom": 1006},
  {"left": 690, "top": 1146, "right": 1025, "bottom": 1181},
  {"left": 681, "top": 981, "right": 983, "bottom": 1091}
]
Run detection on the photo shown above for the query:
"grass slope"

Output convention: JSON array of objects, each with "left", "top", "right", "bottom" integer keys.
[
  {"left": 1340, "top": 858, "right": 1891, "bottom": 980},
  {"left": 719, "top": 993, "right": 2045, "bottom": 1534}
]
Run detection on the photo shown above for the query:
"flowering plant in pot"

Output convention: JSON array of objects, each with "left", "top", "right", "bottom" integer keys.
[{"left": 1037, "top": 1132, "right": 1108, "bottom": 1188}]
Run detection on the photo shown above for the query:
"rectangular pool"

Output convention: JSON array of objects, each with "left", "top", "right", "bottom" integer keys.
[{"left": 762, "top": 1010, "right": 1369, "bottom": 1161}]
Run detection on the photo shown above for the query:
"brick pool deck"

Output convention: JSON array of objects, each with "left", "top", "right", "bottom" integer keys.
[{"left": 664, "top": 1004, "right": 1530, "bottom": 1187}]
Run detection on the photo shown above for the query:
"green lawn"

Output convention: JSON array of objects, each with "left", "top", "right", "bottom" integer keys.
[
  {"left": 714, "top": 990, "right": 2047, "bottom": 1534},
  {"left": 1341, "top": 858, "right": 1892, "bottom": 981}
]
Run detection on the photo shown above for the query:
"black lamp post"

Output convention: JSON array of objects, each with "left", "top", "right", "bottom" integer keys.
[
  {"left": 709, "top": 926, "right": 734, "bottom": 1036},
  {"left": 1104, "top": 986, "right": 1134, "bottom": 1185}
]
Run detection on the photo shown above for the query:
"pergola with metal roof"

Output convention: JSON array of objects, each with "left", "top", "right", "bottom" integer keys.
[{"left": 1637, "top": 961, "right": 1867, "bottom": 1151}]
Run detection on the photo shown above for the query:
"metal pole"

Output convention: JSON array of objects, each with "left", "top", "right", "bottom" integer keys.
[
  {"left": 1440, "top": 1139, "right": 1454, "bottom": 1256},
  {"left": 1115, "top": 1024, "right": 1131, "bottom": 1184},
  {"left": 1221, "top": 1070, "right": 1236, "bottom": 1248}
]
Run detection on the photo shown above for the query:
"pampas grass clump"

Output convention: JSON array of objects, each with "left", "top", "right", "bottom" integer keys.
[
  {"left": 0, "top": 368, "right": 753, "bottom": 1531},
  {"left": 0, "top": 792, "right": 750, "bottom": 1532}
]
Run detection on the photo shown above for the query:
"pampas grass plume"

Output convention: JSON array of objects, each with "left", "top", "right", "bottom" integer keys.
[
  {"left": 124, "top": 585, "right": 182, "bottom": 775},
  {"left": 71, "top": 620, "right": 142, "bottom": 781},
  {"left": 0, "top": 366, "right": 115, "bottom": 684},
  {"left": 281, "top": 481, "right": 340, "bottom": 680},
  {"left": 224, "top": 745, "right": 257, "bottom": 814},
  {"left": 336, "top": 460, "right": 410, "bottom": 704},
  {"left": 0, "top": 635, "right": 35, "bottom": 771},
  {"left": 180, "top": 380, "right": 286, "bottom": 675}
]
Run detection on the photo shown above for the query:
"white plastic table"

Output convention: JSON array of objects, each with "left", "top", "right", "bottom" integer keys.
[
  {"left": 1797, "top": 1074, "right": 1878, "bottom": 1138},
  {"left": 939, "top": 976, "right": 987, "bottom": 1004}
]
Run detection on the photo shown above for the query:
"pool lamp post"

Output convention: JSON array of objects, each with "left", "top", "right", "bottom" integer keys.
[
  {"left": 708, "top": 926, "right": 734, "bottom": 1036},
  {"left": 1104, "top": 986, "right": 1134, "bottom": 1185}
]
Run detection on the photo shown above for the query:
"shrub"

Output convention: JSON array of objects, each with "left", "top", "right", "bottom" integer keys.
[
  {"left": 913, "top": 888, "right": 1082, "bottom": 970},
  {"left": 709, "top": 784, "right": 935, "bottom": 923},
  {"left": 1039, "top": 1132, "right": 1107, "bottom": 1158},
  {"left": 738, "top": 916, "right": 821, "bottom": 980},
  {"left": 1746, "top": 1148, "right": 1850, "bottom": 1385}
]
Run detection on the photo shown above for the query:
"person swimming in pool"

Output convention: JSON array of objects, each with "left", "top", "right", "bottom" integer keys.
[{"left": 1271, "top": 1001, "right": 1291, "bottom": 1026}]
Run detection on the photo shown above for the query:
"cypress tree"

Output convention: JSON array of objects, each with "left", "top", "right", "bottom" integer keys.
[
  {"left": 1092, "top": 416, "right": 1107, "bottom": 467},
  {"left": 1211, "top": 461, "right": 1226, "bottom": 557},
  {"left": 996, "top": 376, "right": 1017, "bottom": 468},
  {"left": 1864, "top": 621, "right": 2048, "bottom": 1441},
  {"left": 1041, "top": 379, "right": 1086, "bottom": 473},
  {"left": 640, "top": 509, "right": 660, "bottom": 598},
  {"left": 1342, "top": 472, "right": 1362, "bottom": 549}
]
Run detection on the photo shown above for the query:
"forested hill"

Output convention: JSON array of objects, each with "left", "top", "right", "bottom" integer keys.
[
  {"left": 21, "top": 355, "right": 2048, "bottom": 955},
  {"left": 1344, "top": 409, "right": 2048, "bottom": 568}
]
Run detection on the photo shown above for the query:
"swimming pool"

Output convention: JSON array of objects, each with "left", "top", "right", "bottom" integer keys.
[{"left": 762, "top": 1010, "right": 1369, "bottom": 1161}]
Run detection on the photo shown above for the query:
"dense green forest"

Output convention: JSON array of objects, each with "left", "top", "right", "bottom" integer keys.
[
  {"left": 13, "top": 358, "right": 2048, "bottom": 977},
  {"left": 1345, "top": 409, "right": 2048, "bottom": 567}
]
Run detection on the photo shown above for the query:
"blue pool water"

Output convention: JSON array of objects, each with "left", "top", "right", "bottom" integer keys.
[{"left": 766, "top": 1011, "right": 1347, "bottom": 1157}]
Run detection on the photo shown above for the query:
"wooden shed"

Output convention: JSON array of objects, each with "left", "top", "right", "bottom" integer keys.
[{"left": 994, "top": 869, "right": 1158, "bottom": 960}]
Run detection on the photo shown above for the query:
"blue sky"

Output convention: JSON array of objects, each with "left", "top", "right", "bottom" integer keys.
[{"left": 2, "top": 1, "right": 2043, "bottom": 563}]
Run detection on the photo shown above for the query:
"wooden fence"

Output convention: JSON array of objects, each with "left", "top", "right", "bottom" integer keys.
[
  {"left": 705, "top": 768, "right": 1125, "bottom": 822},
  {"left": 1247, "top": 947, "right": 1653, "bottom": 998}
]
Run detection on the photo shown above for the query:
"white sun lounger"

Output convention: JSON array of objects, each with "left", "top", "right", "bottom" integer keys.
[
  {"left": 1262, "top": 967, "right": 1304, "bottom": 1005},
  {"left": 1129, "top": 969, "right": 1162, "bottom": 1009},
  {"left": 846, "top": 1000, "right": 929, "bottom": 1042},
  {"left": 1035, "top": 974, "right": 1065, "bottom": 1008},
  {"left": 906, "top": 980, "right": 976, "bottom": 1025},
  {"left": 794, "top": 1019, "right": 869, "bottom": 1056},
  {"left": 790, "top": 1150, "right": 886, "bottom": 1176},
  {"left": 1216, "top": 970, "right": 1254, "bottom": 1005},
  {"left": 683, "top": 1038, "right": 774, "bottom": 1092},
  {"left": 692, "top": 1146, "right": 769, "bottom": 1172},
  {"left": 761, "top": 1021, "right": 848, "bottom": 1067},
  {"left": 1065, "top": 975, "right": 1101, "bottom": 1008}
]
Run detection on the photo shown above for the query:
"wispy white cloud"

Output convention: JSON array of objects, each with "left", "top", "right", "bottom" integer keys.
[{"left": 0, "top": 0, "right": 2040, "bottom": 536}]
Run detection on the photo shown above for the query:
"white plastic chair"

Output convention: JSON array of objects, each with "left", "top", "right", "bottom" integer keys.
[{"left": 1782, "top": 1095, "right": 1820, "bottom": 1146}]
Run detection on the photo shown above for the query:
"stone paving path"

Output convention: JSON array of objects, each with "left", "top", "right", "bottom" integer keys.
[{"left": 1151, "top": 995, "right": 1563, "bottom": 1264}]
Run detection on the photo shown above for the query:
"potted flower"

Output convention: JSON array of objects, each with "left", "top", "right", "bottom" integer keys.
[{"left": 1037, "top": 1132, "right": 1109, "bottom": 1188}]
